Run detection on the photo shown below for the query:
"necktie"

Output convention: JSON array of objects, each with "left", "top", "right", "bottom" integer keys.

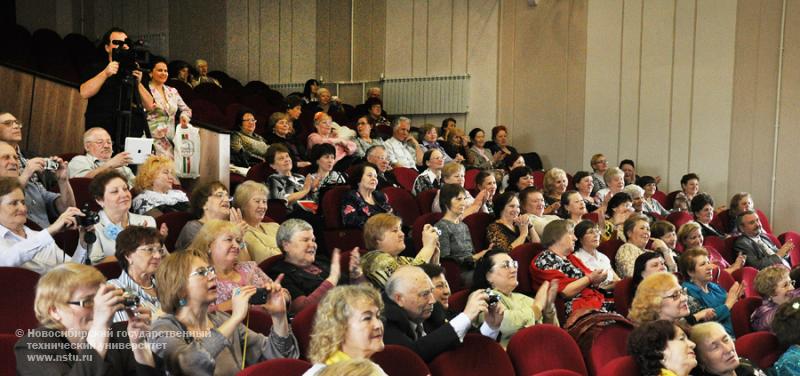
[{"left": 414, "top": 323, "right": 425, "bottom": 340}]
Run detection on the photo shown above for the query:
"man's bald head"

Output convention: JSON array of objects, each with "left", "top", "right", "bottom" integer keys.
[{"left": 385, "top": 266, "right": 436, "bottom": 322}]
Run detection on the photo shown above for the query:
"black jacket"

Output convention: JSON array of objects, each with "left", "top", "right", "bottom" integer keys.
[{"left": 381, "top": 292, "right": 460, "bottom": 362}]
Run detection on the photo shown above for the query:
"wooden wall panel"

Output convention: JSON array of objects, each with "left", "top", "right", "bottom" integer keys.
[
  {"left": 0, "top": 66, "right": 35, "bottom": 149},
  {"left": 27, "top": 78, "right": 86, "bottom": 156}
]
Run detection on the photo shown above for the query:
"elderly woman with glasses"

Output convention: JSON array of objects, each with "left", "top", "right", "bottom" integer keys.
[
  {"left": 679, "top": 248, "right": 744, "bottom": 337},
  {"left": 532, "top": 219, "right": 613, "bottom": 318},
  {"left": 230, "top": 108, "right": 268, "bottom": 166},
  {"left": 108, "top": 226, "right": 166, "bottom": 323},
  {"left": 751, "top": 265, "right": 800, "bottom": 332},
  {"left": 174, "top": 180, "right": 245, "bottom": 252},
  {"left": 268, "top": 219, "right": 365, "bottom": 314},
  {"left": 15, "top": 263, "right": 158, "bottom": 375},
  {"left": 472, "top": 249, "right": 558, "bottom": 347},
  {"left": 628, "top": 272, "right": 714, "bottom": 326},
  {"left": 131, "top": 155, "right": 189, "bottom": 216},
  {"left": 353, "top": 115, "right": 384, "bottom": 159},
  {"left": 150, "top": 248, "right": 298, "bottom": 375},
  {"left": 234, "top": 181, "right": 281, "bottom": 263},
  {"left": 307, "top": 112, "right": 356, "bottom": 164}
]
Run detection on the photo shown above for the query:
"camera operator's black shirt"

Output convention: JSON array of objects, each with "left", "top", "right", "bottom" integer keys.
[{"left": 81, "top": 61, "right": 148, "bottom": 139}]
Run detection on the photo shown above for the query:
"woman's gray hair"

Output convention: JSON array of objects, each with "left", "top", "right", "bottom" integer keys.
[
  {"left": 276, "top": 218, "right": 314, "bottom": 251},
  {"left": 623, "top": 184, "right": 644, "bottom": 198}
]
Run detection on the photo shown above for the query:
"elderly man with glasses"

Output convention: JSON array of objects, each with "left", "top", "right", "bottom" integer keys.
[{"left": 69, "top": 127, "right": 135, "bottom": 186}]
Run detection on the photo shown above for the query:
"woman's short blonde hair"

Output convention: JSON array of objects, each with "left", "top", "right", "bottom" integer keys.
[
  {"left": 628, "top": 272, "right": 680, "bottom": 324},
  {"left": 307, "top": 285, "right": 384, "bottom": 363},
  {"left": 754, "top": 265, "right": 790, "bottom": 298},
  {"left": 441, "top": 162, "right": 465, "bottom": 180},
  {"left": 233, "top": 180, "right": 268, "bottom": 210},
  {"left": 688, "top": 321, "right": 729, "bottom": 355},
  {"left": 318, "top": 359, "right": 383, "bottom": 376},
  {"left": 543, "top": 168, "right": 567, "bottom": 195},
  {"left": 677, "top": 222, "right": 702, "bottom": 247},
  {"left": 155, "top": 248, "right": 208, "bottom": 314},
  {"left": 187, "top": 220, "right": 242, "bottom": 257},
  {"left": 364, "top": 213, "right": 401, "bottom": 250},
  {"left": 134, "top": 155, "right": 175, "bottom": 192},
  {"left": 603, "top": 167, "right": 624, "bottom": 184},
  {"left": 678, "top": 247, "right": 709, "bottom": 280},
  {"left": 35, "top": 264, "right": 106, "bottom": 330}
]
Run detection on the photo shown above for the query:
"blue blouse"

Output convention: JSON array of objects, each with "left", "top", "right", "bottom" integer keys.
[
  {"left": 682, "top": 281, "right": 734, "bottom": 337},
  {"left": 772, "top": 344, "right": 800, "bottom": 376}
]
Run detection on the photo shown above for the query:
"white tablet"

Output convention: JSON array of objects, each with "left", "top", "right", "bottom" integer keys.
[{"left": 124, "top": 137, "right": 154, "bottom": 164}]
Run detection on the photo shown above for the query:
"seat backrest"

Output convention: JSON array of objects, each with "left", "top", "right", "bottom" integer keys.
[
  {"left": 731, "top": 266, "right": 760, "bottom": 298},
  {"left": 510, "top": 243, "right": 544, "bottom": 295},
  {"left": 731, "top": 296, "right": 761, "bottom": 338},
  {"left": 652, "top": 190, "right": 668, "bottom": 208},
  {"left": 710, "top": 208, "right": 730, "bottom": 234},
  {"left": 0, "top": 267, "right": 40, "bottom": 333},
  {"left": 371, "top": 345, "right": 431, "bottom": 376},
  {"left": 666, "top": 211, "right": 693, "bottom": 229},
  {"left": 532, "top": 170, "right": 545, "bottom": 190},
  {"left": 417, "top": 188, "right": 439, "bottom": 215},
  {"left": 597, "top": 238, "right": 624, "bottom": 264},
  {"left": 778, "top": 231, "right": 800, "bottom": 266},
  {"left": 665, "top": 190, "right": 680, "bottom": 210},
  {"left": 588, "top": 324, "right": 632, "bottom": 376},
  {"left": 291, "top": 302, "right": 318, "bottom": 360},
  {"left": 258, "top": 254, "right": 283, "bottom": 275},
  {"left": 53, "top": 229, "right": 79, "bottom": 256},
  {"left": 756, "top": 209, "right": 772, "bottom": 234},
  {"left": 581, "top": 212, "right": 600, "bottom": 224},
  {"left": 704, "top": 235, "right": 733, "bottom": 265},
  {"left": 462, "top": 212, "right": 494, "bottom": 252},
  {"left": 0, "top": 333, "right": 18, "bottom": 376},
  {"left": 428, "top": 333, "right": 515, "bottom": 376},
  {"left": 598, "top": 355, "right": 640, "bottom": 376},
  {"left": 266, "top": 199, "right": 289, "bottom": 224},
  {"left": 94, "top": 262, "right": 121, "bottom": 280},
  {"left": 69, "top": 177, "right": 100, "bottom": 212},
  {"left": 155, "top": 211, "right": 194, "bottom": 252},
  {"left": 411, "top": 213, "right": 444, "bottom": 252},
  {"left": 440, "top": 259, "right": 465, "bottom": 292},
  {"left": 447, "top": 289, "right": 470, "bottom": 313},
  {"left": 244, "top": 307, "right": 273, "bottom": 336},
  {"left": 716, "top": 268, "right": 736, "bottom": 290},
  {"left": 321, "top": 185, "right": 352, "bottom": 228},
  {"left": 245, "top": 161, "right": 276, "bottom": 182},
  {"left": 464, "top": 169, "right": 480, "bottom": 191},
  {"left": 613, "top": 277, "right": 634, "bottom": 317},
  {"left": 237, "top": 358, "right": 312, "bottom": 376},
  {"left": 392, "top": 167, "right": 419, "bottom": 192},
  {"left": 735, "top": 331, "right": 788, "bottom": 370},
  {"left": 506, "top": 324, "right": 588, "bottom": 376},
  {"left": 382, "top": 187, "right": 421, "bottom": 227}
]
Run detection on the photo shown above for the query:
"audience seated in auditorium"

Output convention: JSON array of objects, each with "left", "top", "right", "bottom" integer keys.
[
  {"left": 354, "top": 87, "right": 388, "bottom": 119},
  {"left": 365, "top": 145, "right": 399, "bottom": 190},
  {"left": 431, "top": 162, "right": 490, "bottom": 215},
  {"left": 268, "top": 219, "right": 365, "bottom": 314},
  {"left": 88, "top": 170, "right": 161, "bottom": 264},
  {"left": 14, "top": 263, "right": 160, "bottom": 374},
  {"left": 235, "top": 181, "right": 281, "bottom": 263},
  {"left": 679, "top": 248, "right": 744, "bottom": 337},
  {"left": 443, "top": 128, "right": 469, "bottom": 163},
  {"left": 485, "top": 125, "right": 518, "bottom": 165},
  {"left": 420, "top": 263, "right": 455, "bottom": 319},
  {"left": 0, "top": 177, "right": 87, "bottom": 272},
  {"left": 532, "top": 219, "right": 613, "bottom": 318},
  {"left": 301, "top": 79, "right": 320, "bottom": 104},
  {"left": 589, "top": 153, "right": 609, "bottom": 196},
  {"left": 267, "top": 144, "right": 316, "bottom": 211},
  {"left": 362, "top": 98, "right": 391, "bottom": 137},
  {"left": 307, "top": 143, "right": 346, "bottom": 204},
  {"left": 650, "top": 220, "right": 679, "bottom": 258},
  {"left": 616, "top": 214, "right": 677, "bottom": 279},
  {"left": 411, "top": 149, "right": 444, "bottom": 196},
  {"left": 230, "top": 108, "right": 268, "bottom": 167},
  {"left": 1, "top": 112, "right": 59, "bottom": 189},
  {"left": 623, "top": 184, "right": 646, "bottom": 216},
  {"left": 131, "top": 155, "right": 189, "bottom": 216},
  {"left": 384, "top": 117, "right": 422, "bottom": 170},
  {"left": 675, "top": 173, "right": 701, "bottom": 207},
  {"left": 620, "top": 159, "right": 639, "bottom": 186},
  {"left": 286, "top": 95, "right": 304, "bottom": 138},
  {"left": 169, "top": 60, "right": 192, "bottom": 84},
  {"left": 486, "top": 192, "right": 537, "bottom": 252},
  {"left": 628, "top": 252, "right": 669, "bottom": 302},
  {"left": 520, "top": 187, "right": 559, "bottom": 238},
  {"left": 307, "top": 112, "right": 356, "bottom": 165},
  {"left": 725, "top": 192, "right": 754, "bottom": 236},
  {"left": 434, "top": 184, "right": 486, "bottom": 285},
  {"left": 691, "top": 193, "right": 725, "bottom": 237},
  {"left": 572, "top": 170, "right": 599, "bottom": 212},
  {"left": 108, "top": 226, "right": 165, "bottom": 322},
  {"left": 751, "top": 265, "right": 800, "bottom": 332},
  {"left": 0, "top": 141, "right": 75, "bottom": 229},
  {"left": 147, "top": 57, "right": 192, "bottom": 158},
  {"left": 381, "top": 265, "right": 502, "bottom": 362},
  {"left": 313, "top": 88, "right": 346, "bottom": 118},
  {"left": 572, "top": 220, "right": 620, "bottom": 290},
  {"left": 341, "top": 162, "right": 392, "bottom": 229},
  {"left": 175, "top": 180, "right": 236, "bottom": 251},
  {"left": 596, "top": 166, "right": 625, "bottom": 203},
  {"left": 191, "top": 58, "right": 221, "bottom": 87},
  {"left": 677, "top": 222, "right": 740, "bottom": 275},
  {"left": 770, "top": 297, "right": 800, "bottom": 375},
  {"left": 304, "top": 285, "right": 387, "bottom": 376},
  {"left": 190, "top": 220, "right": 279, "bottom": 312},
  {"left": 353, "top": 115, "right": 384, "bottom": 159},
  {"left": 475, "top": 170, "right": 498, "bottom": 215},
  {"left": 627, "top": 320, "right": 697, "bottom": 376},
  {"left": 360, "top": 213, "right": 439, "bottom": 289},
  {"left": 418, "top": 123, "right": 457, "bottom": 164},
  {"left": 543, "top": 167, "right": 569, "bottom": 207},
  {"left": 266, "top": 112, "right": 311, "bottom": 169},
  {"left": 691, "top": 321, "right": 766, "bottom": 376},
  {"left": 467, "top": 128, "right": 502, "bottom": 170},
  {"left": 473, "top": 249, "right": 559, "bottom": 347},
  {"left": 600, "top": 192, "right": 634, "bottom": 242},
  {"left": 638, "top": 175, "right": 671, "bottom": 217},
  {"left": 733, "top": 210, "right": 796, "bottom": 274},
  {"left": 559, "top": 190, "right": 588, "bottom": 225},
  {"left": 506, "top": 166, "right": 535, "bottom": 194},
  {"left": 629, "top": 272, "right": 711, "bottom": 326},
  {"left": 150, "top": 248, "right": 298, "bottom": 375},
  {"left": 69, "top": 128, "right": 135, "bottom": 185},
  {"left": 499, "top": 152, "right": 525, "bottom": 193},
  {"left": 438, "top": 118, "right": 457, "bottom": 144}
]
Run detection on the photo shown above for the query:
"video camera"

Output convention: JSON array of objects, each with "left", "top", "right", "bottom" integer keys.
[{"left": 111, "top": 38, "right": 152, "bottom": 77}]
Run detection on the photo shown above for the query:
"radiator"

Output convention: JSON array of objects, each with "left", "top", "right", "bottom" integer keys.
[
  {"left": 268, "top": 83, "right": 306, "bottom": 97},
  {"left": 383, "top": 75, "right": 470, "bottom": 115}
]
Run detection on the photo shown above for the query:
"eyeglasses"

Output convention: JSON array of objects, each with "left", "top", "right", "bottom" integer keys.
[
  {"left": 210, "top": 191, "right": 230, "bottom": 200},
  {"left": 88, "top": 139, "right": 113, "bottom": 146},
  {"left": 242, "top": 118, "right": 257, "bottom": 123},
  {"left": 594, "top": 160, "right": 608, "bottom": 165},
  {"left": 67, "top": 296, "right": 95, "bottom": 308},
  {"left": 493, "top": 260, "right": 519, "bottom": 270},
  {"left": 189, "top": 266, "right": 216, "bottom": 278},
  {"left": 135, "top": 245, "right": 168, "bottom": 256},
  {"left": 0, "top": 120, "right": 23, "bottom": 129},
  {"left": 662, "top": 288, "right": 688, "bottom": 300}
]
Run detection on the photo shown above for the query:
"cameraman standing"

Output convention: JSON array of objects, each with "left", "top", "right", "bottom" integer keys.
[{"left": 80, "top": 27, "right": 155, "bottom": 151}]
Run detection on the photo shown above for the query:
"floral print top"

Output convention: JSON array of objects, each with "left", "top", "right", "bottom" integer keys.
[{"left": 341, "top": 189, "right": 393, "bottom": 228}]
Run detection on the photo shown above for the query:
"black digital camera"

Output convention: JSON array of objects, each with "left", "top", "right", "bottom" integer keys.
[
  {"left": 79, "top": 203, "right": 100, "bottom": 228},
  {"left": 485, "top": 288, "right": 500, "bottom": 306},
  {"left": 249, "top": 288, "right": 269, "bottom": 305},
  {"left": 122, "top": 293, "right": 141, "bottom": 309},
  {"left": 111, "top": 38, "right": 151, "bottom": 77}
]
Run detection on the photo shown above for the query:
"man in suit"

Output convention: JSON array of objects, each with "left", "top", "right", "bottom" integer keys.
[
  {"left": 381, "top": 265, "right": 503, "bottom": 362},
  {"left": 733, "top": 210, "right": 796, "bottom": 272}
]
